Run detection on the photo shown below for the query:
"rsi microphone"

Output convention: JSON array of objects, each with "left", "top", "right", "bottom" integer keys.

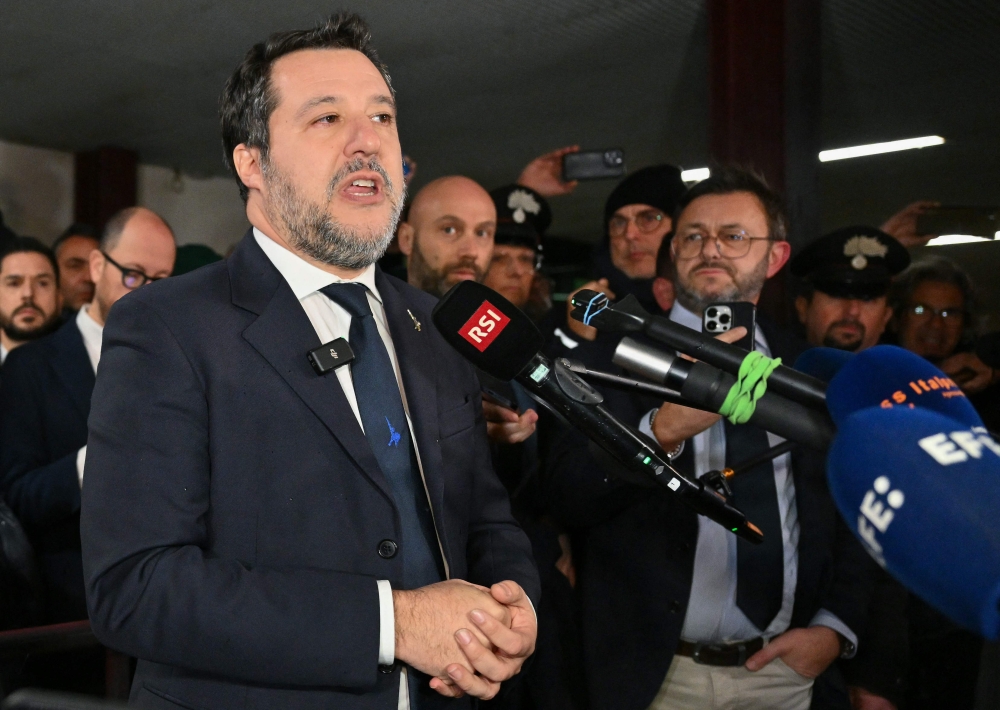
[
  {"left": 431, "top": 281, "right": 764, "bottom": 543},
  {"left": 614, "top": 337, "right": 835, "bottom": 451},
  {"left": 570, "top": 290, "right": 828, "bottom": 411},
  {"left": 827, "top": 405, "right": 1000, "bottom": 639}
]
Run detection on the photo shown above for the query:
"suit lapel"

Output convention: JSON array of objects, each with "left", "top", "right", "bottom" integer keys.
[
  {"left": 375, "top": 271, "right": 449, "bottom": 558},
  {"left": 50, "top": 320, "right": 96, "bottom": 420},
  {"left": 231, "top": 233, "right": 394, "bottom": 502}
]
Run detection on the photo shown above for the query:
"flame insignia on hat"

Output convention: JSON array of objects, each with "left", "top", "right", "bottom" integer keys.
[
  {"left": 844, "top": 235, "right": 889, "bottom": 270},
  {"left": 508, "top": 189, "right": 541, "bottom": 224}
]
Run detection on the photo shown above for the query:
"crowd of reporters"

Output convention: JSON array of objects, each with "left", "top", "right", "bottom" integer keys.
[{"left": 0, "top": 144, "right": 995, "bottom": 710}]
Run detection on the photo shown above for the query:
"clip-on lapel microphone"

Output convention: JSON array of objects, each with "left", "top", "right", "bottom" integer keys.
[{"left": 307, "top": 337, "right": 355, "bottom": 375}]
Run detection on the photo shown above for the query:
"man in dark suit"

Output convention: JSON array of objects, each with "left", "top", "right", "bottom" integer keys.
[
  {"left": 81, "top": 14, "right": 539, "bottom": 710},
  {"left": 0, "top": 207, "right": 175, "bottom": 624},
  {"left": 0, "top": 237, "right": 63, "bottom": 365},
  {"left": 546, "top": 167, "right": 872, "bottom": 710}
]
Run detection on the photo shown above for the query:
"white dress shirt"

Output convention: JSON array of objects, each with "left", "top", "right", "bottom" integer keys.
[
  {"left": 640, "top": 301, "right": 856, "bottom": 652},
  {"left": 254, "top": 228, "right": 438, "bottom": 709},
  {"left": 75, "top": 304, "right": 105, "bottom": 487}
]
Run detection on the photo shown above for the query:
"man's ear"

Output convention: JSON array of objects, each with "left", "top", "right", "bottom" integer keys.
[
  {"left": 766, "top": 240, "right": 792, "bottom": 279},
  {"left": 794, "top": 295, "right": 809, "bottom": 325},
  {"left": 652, "top": 277, "right": 675, "bottom": 312},
  {"left": 232, "top": 144, "right": 264, "bottom": 196},
  {"left": 88, "top": 248, "right": 105, "bottom": 285},
  {"left": 396, "top": 222, "right": 415, "bottom": 257}
]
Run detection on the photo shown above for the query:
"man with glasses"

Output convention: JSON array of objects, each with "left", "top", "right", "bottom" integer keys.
[
  {"left": 0, "top": 206, "right": 174, "bottom": 630},
  {"left": 547, "top": 167, "right": 871, "bottom": 710},
  {"left": 562, "top": 165, "right": 687, "bottom": 343}
]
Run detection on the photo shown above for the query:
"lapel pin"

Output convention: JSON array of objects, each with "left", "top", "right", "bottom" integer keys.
[{"left": 407, "top": 309, "right": 422, "bottom": 331}]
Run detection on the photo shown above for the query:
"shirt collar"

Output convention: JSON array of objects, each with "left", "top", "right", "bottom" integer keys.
[
  {"left": 76, "top": 303, "right": 104, "bottom": 342},
  {"left": 253, "top": 227, "right": 382, "bottom": 303}
]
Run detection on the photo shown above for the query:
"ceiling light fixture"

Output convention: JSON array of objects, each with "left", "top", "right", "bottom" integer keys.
[
  {"left": 681, "top": 167, "right": 710, "bottom": 182},
  {"left": 926, "top": 233, "right": 999, "bottom": 247},
  {"left": 819, "top": 135, "right": 945, "bottom": 163}
]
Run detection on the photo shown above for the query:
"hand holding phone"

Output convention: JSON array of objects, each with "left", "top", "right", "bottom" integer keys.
[{"left": 703, "top": 302, "right": 757, "bottom": 352}]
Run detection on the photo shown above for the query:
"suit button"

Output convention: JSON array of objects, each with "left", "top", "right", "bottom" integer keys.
[
  {"left": 378, "top": 540, "right": 398, "bottom": 559},
  {"left": 669, "top": 600, "right": 681, "bottom": 614}
]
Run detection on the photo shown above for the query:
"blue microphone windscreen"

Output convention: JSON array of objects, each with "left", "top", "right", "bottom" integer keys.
[
  {"left": 828, "top": 406, "right": 1000, "bottom": 638},
  {"left": 794, "top": 347, "right": 854, "bottom": 383},
  {"left": 826, "top": 345, "right": 982, "bottom": 427}
]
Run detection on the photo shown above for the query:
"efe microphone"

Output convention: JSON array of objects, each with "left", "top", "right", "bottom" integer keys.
[{"left": 431, "top": 281, "right": 764, "bottom": 543}]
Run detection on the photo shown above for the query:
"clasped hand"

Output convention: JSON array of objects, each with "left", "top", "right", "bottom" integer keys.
[{"left": 393, "top": 579, "right": 537, "bottom": 700}]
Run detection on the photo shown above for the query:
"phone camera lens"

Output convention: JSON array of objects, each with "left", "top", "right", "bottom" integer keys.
[
  {"left": 707, "top": 308, "right": 717, "bottom": 317},
  {"left": 706, "top": 322, "right": 717, "bottom": 331},
  {"left": 719, "top": 314, "right": 731, "bottom": 324}
]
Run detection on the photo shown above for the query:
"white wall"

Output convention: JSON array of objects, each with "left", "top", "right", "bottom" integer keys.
[
  {"left": 137, "top": 165, "right": 248, "bottom": 255},
  {"left": 0, "top": 139, "right": 248, "bottom": 255},
  {"left": 0, "top": 141, "right": 74, "bottom": 241}
]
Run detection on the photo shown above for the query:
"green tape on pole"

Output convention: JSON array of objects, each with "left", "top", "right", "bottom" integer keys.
[{"left": 717, "top": 351, "right": 782, "bottom": 424}]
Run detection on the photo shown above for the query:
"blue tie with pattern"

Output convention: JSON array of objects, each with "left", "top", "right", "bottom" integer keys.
[{"left": 320, "top": 283, "right": 443, "bottom": 591}]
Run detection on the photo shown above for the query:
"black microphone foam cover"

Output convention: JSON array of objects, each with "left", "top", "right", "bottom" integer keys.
[{"left": 431, "top": 281, "right": 545, "bottom": 381}]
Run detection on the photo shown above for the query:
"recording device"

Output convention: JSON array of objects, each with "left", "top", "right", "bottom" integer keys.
[
  {"left": 703, "top": 302, "right": 756, "bottom": 351},
  {"left": 571, "top": 290, "right": 828, "bottom": 410},
  {"left": 431, "top": 280, "right": 763, "bottom": 543},
  {"left": 827, "top": 405, "right": 1000, "bottom": 639},
  {"left": 914, "top": 205, "right": 999, "bottom": 239},
  {"left": 477, "top": 370, "right": 518, "bottom": 411},
  {"left": 793, "top": 347, "right": 854, "bottom": 384},
  {"left": 306, "top": 337, "right": 355, "bottom": 375},
  {"left": 822, "top": 345, "right": 983, "bottom": 427},
  {"left": 613, "top": 337, "right": 835, "bottom": 451},
  {"left": 562, "top": 149, "right": 626, "bottom": 181}
]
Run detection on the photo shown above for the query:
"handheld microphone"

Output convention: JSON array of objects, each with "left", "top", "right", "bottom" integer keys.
[
  {"left": 825, "top": 345, "right": 983, "bottom": 427},
  {"left": 432, "top": 281, "right": 764, "bottom": 543},
  {"left": 613, "top": 337, "right": 835, "bottom": 451},
  {"left": 570, "top": 291, "right": 828, "bottom": 411},
  {"left": 827, "top": 405, "right": 1000, "bottom": 639}
]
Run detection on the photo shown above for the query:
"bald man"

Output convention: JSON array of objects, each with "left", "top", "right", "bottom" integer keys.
[
  {"left": 0, "top": 206, "right": 175, "bottom": 624},
  {"left": 397, "top": 175, "right": 497, "bottom": 297}
]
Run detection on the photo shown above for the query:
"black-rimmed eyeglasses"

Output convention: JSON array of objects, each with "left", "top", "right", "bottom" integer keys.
[{"left": 101, "top": 251, "right": 161, "bottom": 290}]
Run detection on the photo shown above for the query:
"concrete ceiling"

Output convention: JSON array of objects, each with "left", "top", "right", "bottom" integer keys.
[{"left": 0, "top": 0, "right": 997, "bottom": 240}]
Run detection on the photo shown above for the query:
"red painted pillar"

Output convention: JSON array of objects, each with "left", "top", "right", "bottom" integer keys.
[
  {"left": 74, "top": 146, "right": 138, "bottom": 231},
  {"left": 708, "top": 0, "right": 821, "bottom": 323}
]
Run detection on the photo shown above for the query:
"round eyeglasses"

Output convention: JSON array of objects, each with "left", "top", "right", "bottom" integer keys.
[
  {"left": 101, "top": 251, "right": 162, "bottom": 290},
  {"left": 672, "top": 230, "right": 776, "bottom": 260},
  {"left": 608, "top": 210, "right": 667, "bottom": 238},
  {"left": 908, "top": 304, "right": 964, "bottom": 322}
]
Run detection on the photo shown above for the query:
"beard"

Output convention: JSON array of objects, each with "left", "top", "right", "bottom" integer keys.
[
  {"left": 674, "top": 254, "right": 771, "bottom": 315},
  {"left": 408, "top": 248, "right": 485, "bottom": 298},
  {"left": 822, "top": 320, "right": 866, "bottom": 352},
  {"left": 262, "top": 156, "right": 405, "bottom": 270},
  {"left": 0, "top": 302, "right": 60, "bottom": 343}
]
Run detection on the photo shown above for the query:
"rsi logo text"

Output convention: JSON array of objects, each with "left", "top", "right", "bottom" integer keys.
[{"left": 459, "top": 301, "right": 510, "bottom": 352}]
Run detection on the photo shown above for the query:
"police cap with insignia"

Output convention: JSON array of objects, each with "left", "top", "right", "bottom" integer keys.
[
  {"left": 791, "top": 225, "right": 910, "bottom": 299},
  {"left": 489, "top": 184, "right": 552, "bottom": 254}
]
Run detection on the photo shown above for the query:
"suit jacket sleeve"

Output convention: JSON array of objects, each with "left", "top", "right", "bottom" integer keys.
[
  {"left": 81, "top": 295, "right": 381, "bottom": 690},
  {"left": 0, "top": 354, "right": 81, "bottom": 530},
  {"left": 461, "top": 387, "right": 541, "bottom": 607}
]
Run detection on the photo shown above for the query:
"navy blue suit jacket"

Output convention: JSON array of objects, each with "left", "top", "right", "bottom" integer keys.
[
  {"left": 0, "top": 318, "right": 94, "bottom": 622},
  {"left": 544, "top": 318, "right": 873, "bottom": 710},
  {"left": 81, "top": 232, "right": 540, "bottom": 710}
]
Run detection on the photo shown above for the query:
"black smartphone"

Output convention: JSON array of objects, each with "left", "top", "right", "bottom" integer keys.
[
  {"left": 562, "top": 149, "right": 626, "bottom": 181},
  {"left": 915, "top": 206, "right": 999, "bottom": 238},
  {"left": 704, "top": 302, "right": 756, "bottom": 352}
]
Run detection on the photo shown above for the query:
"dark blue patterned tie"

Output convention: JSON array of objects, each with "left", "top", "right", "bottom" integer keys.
[{"left": 320, "top": 283, "right": 443, "bottom": 591}]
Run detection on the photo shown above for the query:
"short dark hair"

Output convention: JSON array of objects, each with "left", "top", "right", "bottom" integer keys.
[
  {"left": 52, "top": 223, "right": 100, "bottom": 255},
  {"left": 0, "top": 236, "right": 59, "bottom": 284},
  {"left": 888, "top": 255, "right": 980, "bottom": 350},
  {"left": 220, "top": 13, "right": 393, "bottom": 202},
  {"left": 672, "top": 165, "right": 788, "bottom": 243}
]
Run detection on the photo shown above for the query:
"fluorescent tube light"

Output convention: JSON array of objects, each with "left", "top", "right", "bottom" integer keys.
[
  {"left": 926, "top": 234, "right": 993, "bottom": 246},
  {"left": 681, "top": 167, "right": 710, "bottom": 182},
  {"left": 819, "top": 136, "right": 945, "bottom": 162}
]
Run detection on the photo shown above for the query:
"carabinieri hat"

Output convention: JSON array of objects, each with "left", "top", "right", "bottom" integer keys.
[{"left": 791, "top": 225, "right": 910, "bottom": 300}]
